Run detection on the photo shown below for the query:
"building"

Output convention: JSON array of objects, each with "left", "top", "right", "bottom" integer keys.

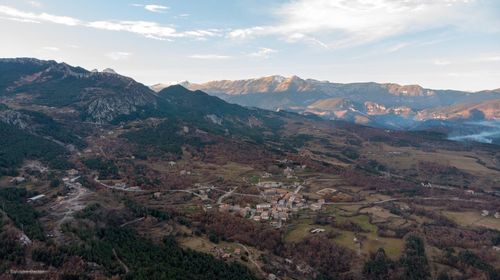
[
  {"left": 219, "top": 204, "right": 231, "bottom": 212},
  {"left": 481, "top": 210, "right": 490, "bottom": 217},
  {"left": 27, "top": 194, "right": 46, "bottom": 203},
  {"left": 310, "top": 228, "right": 325, "bottom": 234},
  {"left": 256, "top": 203, "right": 271, "bottom": 210},
  {"left": 67, "top": 169, "right": 79, "bottom": 176},
  {"left": 10, "top": 177, "right": 26, "bottom": 184},
  {"left": 310, "top": 203, "right": 322, "bottom": 211},
  {"left": 257, "top": 181, "right": 281, "bottom": 188},
  {"left": 261, "top": 211, "right": 270, "bottom": 220},
  {"left": 465, "top": 190, "right": 475, "bottom": 195}
]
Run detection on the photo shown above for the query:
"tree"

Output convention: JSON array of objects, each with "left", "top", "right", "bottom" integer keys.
[
  {"left": 400, "top": 236, "right": 431, "bottom": 280},
  {"left": 363, "top": 248, "right": 393, "bottom": 280}
]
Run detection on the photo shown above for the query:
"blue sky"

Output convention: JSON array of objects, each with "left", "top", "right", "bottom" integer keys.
[{"left": 0, "top": 0, "right": 499, "bottom": 91}]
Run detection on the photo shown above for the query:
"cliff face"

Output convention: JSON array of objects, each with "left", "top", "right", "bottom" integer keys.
[{"left": 0, "top": 58, "right": 157, "bottom": 124}]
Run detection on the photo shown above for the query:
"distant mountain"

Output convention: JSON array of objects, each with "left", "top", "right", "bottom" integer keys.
[
  {"left": 152, "top": 75, "right": 500, "bottom": 128},
  {"left": 417, "top": 99, "right": 500, "bottom": 121}
]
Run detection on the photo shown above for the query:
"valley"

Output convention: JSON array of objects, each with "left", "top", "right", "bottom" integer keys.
[
  {"left": 0, "top": 59, "right": 499, "bottom": 279},
  {"left": 155, "top": 76, "right": 500, "bottom": 145}
]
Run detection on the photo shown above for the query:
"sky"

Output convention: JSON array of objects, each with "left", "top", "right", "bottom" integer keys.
[{"left": 0, "top": 0, "right": 499, "bottom": 91}]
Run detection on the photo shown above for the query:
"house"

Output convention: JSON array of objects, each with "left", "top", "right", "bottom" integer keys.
[
  {"left": 262, "top": 172, "right": 272, "bottom": 178},
  {"left": 420, "top": 182, "right": 432, "bottom": 188},
  {"left": 27, "top": 194, "right": 46, "bottom": 203},
  {"left": 261, "top": 211, "right": 270, "bottom": 220},
  {"left": 153, "top": 192, "right": 161, "bottom": 199},
  {"left": 257, "top": 181, "right": 281, "bottom": 188},
  {"left": 256, "top": 203, "right": 271, "bottom": 210},
  {"left": 69, "top": 176, "right": 80, "bottom": 183},
  {"left": 19, "top": 233, "right": 32, "bottom": 246},
  {"left": 67, "top": 169, "right": 79, "bottom": 176},
  {"left": 10, "top": 177, "right": 26, "bottom": 184},
  {"left": 278, "top": 212, "right": 288, "bottom": 221},
  {"left": 465, "top": 190, "right": 475, "bottom": 195},
  {"left": 310, "top": 203, "right": 322, "bottom": 211},
  {"left": 219, "top": 204, "right": 230, "bottom": 212},
  {"left": 310, "top": 228, "right": 325, "bottom": 234},
  {"left": 481, "top": 210, "right": 490, "bottom": 217},
  {"left": 494, "top": 212, "right": 500, "bottom": 219},
  {"left": 284, "top": 167, "right": 294, "bottom": 176}
]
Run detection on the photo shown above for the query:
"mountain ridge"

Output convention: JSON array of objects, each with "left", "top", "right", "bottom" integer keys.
[{"left": 151, "top": 75, "right": 500, "bottom": 127}]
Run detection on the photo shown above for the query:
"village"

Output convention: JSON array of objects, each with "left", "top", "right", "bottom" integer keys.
[{"left": 216, "top": 179, "right": 326, "bottom": 228}]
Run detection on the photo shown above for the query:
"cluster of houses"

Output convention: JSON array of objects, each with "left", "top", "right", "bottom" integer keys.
[
  {"left": 219, "top": 181, "right": 326, "bottom": 228},
  {"left": 62, "top": 169, "right": 82, "bottom": 191},
  {"left": 212, "top": 246, "right": 242, "bottom": 260},
  {"left": 481, "top": 210, "right": 500, "bottom": 219}
]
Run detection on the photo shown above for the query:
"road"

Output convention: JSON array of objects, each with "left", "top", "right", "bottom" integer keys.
[
  {"left": 324, "top": 196, "right": 491, "bottom": 206},
  {"left": 237, "top": 243, "right": 264, "bottom": 277},
  {"left": 94, "top": 176, "right": 144, "bottom": 192},
  {"left": 217, "top": 187, "right": 238, "bottom": 204},
  {"left": 51, "top": 181, "right": 91, "bottom": 242}
]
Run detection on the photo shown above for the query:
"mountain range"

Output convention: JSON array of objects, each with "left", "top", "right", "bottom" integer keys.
[
  {"left": 151, "top": 75, "right": 500, "bottom": 143},
  {"left": 152, "top": 75, "right": 500, "bottom": 127}
]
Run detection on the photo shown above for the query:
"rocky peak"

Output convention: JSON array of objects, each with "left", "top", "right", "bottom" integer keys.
[
  {"left": 102, "top": 68, "right": 118, "bottom": 75},
  {"left": 382, "top": 83, "right": 434, "bottom": 97}
]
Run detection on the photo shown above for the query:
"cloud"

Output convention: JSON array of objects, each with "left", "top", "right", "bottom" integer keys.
[
  {"left": 107, "top": 51, "right": 132, "bottom": 60},
  {"left": 132, "top": 4, "right": 169, "bottom": 13},
  {"left": 0, "top": 5, "right": 81, "bottom": 25},
  {"left": 248, "top": 47, "right": 277, "bottom": 58},
  {"left": 188, "top": 54, "right": 232, "bottom": 60},
  {"left": 144, "top": 4, "right": 169, "bottom": 13},
  {"left": 229, "top": 0, "right": 487, "bottom": 48},
  {"left": 41, "top": 46, "right": 60, "bottom": 51},
  {"left": 0, "top": 5, "right": 219, "bottom": 41}
]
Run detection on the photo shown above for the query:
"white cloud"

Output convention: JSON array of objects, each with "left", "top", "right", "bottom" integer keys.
[
  {"left": 41, "top": 46, "right": 60, "bottom": 51},
  {"left": 229, "top": 0, "right": 486, "bottom": 48},
  {"left": 0, "top": 5, "right": 81, "bottom": 25},
  {"left": 188, "top": 54, "right": 232, "bottom": 60},
  {"left": 144, "top": 4, "right": 169, "bottom": 13},
  {"left": 0, "top": 5, "right": 219, "bottom": 41},
  {"left": 87, "top": 20, "right": 179, "bottom": 39},
  {"left": 132, "top": 4, "right": 169, "bottom": 13},
  {"left": 248, "top": 47, "right": 277, "bottom": 58},
  {"left": 107, "top": 51, "right": 132, "bottom": 60}
]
